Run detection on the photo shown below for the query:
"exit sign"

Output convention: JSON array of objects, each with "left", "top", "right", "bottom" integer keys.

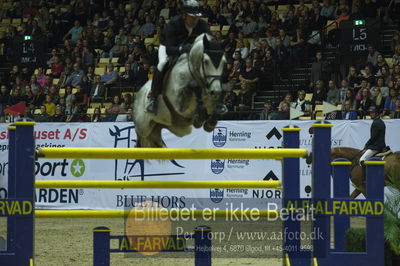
[{"left": 354, "top": 20, "right": 365, "bottom": 26}]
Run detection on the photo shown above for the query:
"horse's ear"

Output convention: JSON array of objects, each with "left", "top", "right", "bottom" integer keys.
[{"left": 203, "top": 34, "right": 209, "bottom": 49}]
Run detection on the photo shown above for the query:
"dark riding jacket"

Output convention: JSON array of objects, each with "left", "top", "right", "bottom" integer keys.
[
  {"left": 161, "top": 15, "right": 210, "bottom": 57},
  {"left": 366, "top": 116, "right": 386, "bottom": 151}
]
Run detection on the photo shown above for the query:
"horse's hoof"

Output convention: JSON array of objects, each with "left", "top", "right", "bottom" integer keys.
[
  {"left": 203, "top": 120, "right": 217, "bottom": 132},
  {"left": 193, "top": 119, "right": 203, "bottom": 128}
]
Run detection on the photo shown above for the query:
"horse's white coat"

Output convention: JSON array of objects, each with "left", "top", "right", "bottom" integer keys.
[{"left": 134, "top": 33, "right": 226, "bottom": 147}]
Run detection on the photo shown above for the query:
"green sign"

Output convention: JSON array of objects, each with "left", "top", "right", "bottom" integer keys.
[{"left": 70, "top": 159, "right": 85, "bottom": 177}]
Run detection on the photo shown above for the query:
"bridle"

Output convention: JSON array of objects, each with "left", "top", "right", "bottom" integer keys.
[{"left": 187, "top": 45, "right": 224, "bottom": 92}]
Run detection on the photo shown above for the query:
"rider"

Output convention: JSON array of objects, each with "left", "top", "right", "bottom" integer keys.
[
  {"left": 146, "top": 0, "right": 227, "bottom": 115},
  {"left": 359, "top": 106, "right": 386, "bottom": 164}
]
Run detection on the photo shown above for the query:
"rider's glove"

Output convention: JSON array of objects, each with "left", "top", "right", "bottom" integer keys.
[{"left": 179, "top": 44, "right": 192, "bottom": 54}]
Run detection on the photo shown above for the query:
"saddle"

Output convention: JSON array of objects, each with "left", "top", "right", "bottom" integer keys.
[{"left": 375, "top": 146, "right": 392, "bottom": 157}]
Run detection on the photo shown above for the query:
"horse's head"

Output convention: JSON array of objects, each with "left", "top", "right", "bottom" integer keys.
[{"left": 189, "top": 33, "right": 226, "bottom": 114}]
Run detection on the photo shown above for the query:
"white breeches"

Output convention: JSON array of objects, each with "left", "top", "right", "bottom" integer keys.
[
  {"left": 359, "top": 149, "right": 378, "bottom": 164},
  {"left": 157, "top": 44, "right": 168, "bottom": 72}
]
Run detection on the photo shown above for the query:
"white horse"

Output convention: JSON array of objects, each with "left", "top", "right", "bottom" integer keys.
[{"left": 134, "top": 33, "right": 227, "bottom": 147}]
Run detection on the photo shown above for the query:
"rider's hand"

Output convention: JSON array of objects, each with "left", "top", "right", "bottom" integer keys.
[{"left": 180, "top": 44, "right": 192, "bottom": 54}]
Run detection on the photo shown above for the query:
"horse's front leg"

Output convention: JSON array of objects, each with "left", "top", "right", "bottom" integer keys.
[{"left": 203, "top": 113, "right": 219, "bottom": 132}]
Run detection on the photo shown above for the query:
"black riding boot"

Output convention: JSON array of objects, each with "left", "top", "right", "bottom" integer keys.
[{"left": 146, "top": 70, "right": 162, "bottom": 113}]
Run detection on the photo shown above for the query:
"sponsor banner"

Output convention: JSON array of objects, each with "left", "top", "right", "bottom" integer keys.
[{"left": 0, "top": 120, "right": 399, "bottom": 209}]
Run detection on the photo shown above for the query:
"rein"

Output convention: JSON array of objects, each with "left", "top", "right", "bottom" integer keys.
[{"left": 187, "top": 47, "right": 223, "bottom": 93}]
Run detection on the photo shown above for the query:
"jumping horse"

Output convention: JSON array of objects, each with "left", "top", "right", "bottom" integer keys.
[
  {"left": 331, "top": 147, "right": 400, "bottom": 198},
  {"left": 134, "top": 33, "right": 227, "bottom": 147}
]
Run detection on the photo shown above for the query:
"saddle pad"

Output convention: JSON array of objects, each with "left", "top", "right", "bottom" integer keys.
[{"left": 376, "top": 150, "right": 392, "bottom": 157}]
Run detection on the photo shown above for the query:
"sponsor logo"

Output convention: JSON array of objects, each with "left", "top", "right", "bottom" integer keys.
[
  {"left": 228, "top": 131, "right": 251, "bottom": 142},
  {"left": 252, "top": 189, "right": 282, "bottom": 199},
  {"left": 116, "top": 195, "right": 186, "bottom": 208},
  {"left": 226, "top": 159, "right": 249, "bottom": 169},
  {"left": 266, "top": 127, "right": 282, "bottom": 140},
  {"left": 300, "top": 138, "right": 343, "bottom": 146},
  {"left": 70, "top": 159, "right": 85, "bottom": 177},
  {"left": 35, "top": 188, "right": 82, "bottom": 203},
  {"left": 210, "top": 189, "right": 224, "bottom": 203},
  {"left": 264, "top": 170, "right": 279, "bottom": 181},
  {"left": 211, "top": 159, "right": 225, "bottom": 174},
  {"left": 212, "top": 127, "right": 227, "bottom": 147},
  {"left": 34, "top": 159, "right": 86, "bottom": 177},
  {"left": 225, "top": 188, "right": 248, "bottom": 198}
]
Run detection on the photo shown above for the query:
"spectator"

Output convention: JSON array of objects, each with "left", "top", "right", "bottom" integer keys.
[
  {"left": 223, "top": 90, "right": 237, "bottom": 112},
  {"left": 35, "top": 67, "right": 47, "bottom": 88},
  {"left": 9, "top": 89, "right": 24, "bottom": 106},
  {"left": 371, "top": 86, "right": 385, "bottom": 110},
  {"left": 0, "top": 85, "right": 10, "bottom": 121},
  {"left": 22, "top": 86, "right": 34, "bottom": 105},
  {"left": 243, "top": 16, "right": 258, "bottom": 37},
  {"left": 391, "top": 99, "right": 400, "bottom": 118},
  {"left": 101, "top": 63, "right": 119, "bottom": 87},
  {"left": 275, "top": 102, "right": 290, "bottom": 120},
  {"left": 292, "top": 90, "right": 311, "bottom": 115},
  {"left": 377, "top": 65, "right": 391, "bottom": 85},
  {"left": 120, "top": 63, "right": 135, "bottom": 84},
  {"left": 259, "top": 100, "right": 274, "bottom": 120},
  {"left": 82, "top": 47, "right": 94, "bottom": 67},
  {"left": 344, "top": 89, "right": 357, "bottom": 110},
  {"left": 12, "top": 77, "right": 25, "bottom": 95},
  {"left": 289, "top": 28, "right": 305, "bottom": 65},
  {"left": 320, "top": 0, "right": 335, "bottom": 20},
  {"left": 279, "top": 93, "right": 293, "bottom": 111},
  {"left": 43, "top": 95, "right": 56, "bottom": 116},
  {"left": 115, "top": 28, "right": 128, "bottom": 45},
  {"left": 91, "top": 107, "right": 103, "bottom": 122},
  {"left": 326, "top": 80, "right": 340, "bottom": 105},
  {"left": 90, "top": 75, "right": 105, "bottom": 103},
  {"left": 384, "top": 88, "right": 399, "bottom": 115},
  {"left": 236, "top": 82, "right": 253, "bottom": 111},
  {"left": 7, "top": 65, "right": 19, "bottom": 87},
  {"left": 392, "top": 44, "right": 400, "bottom": 66},
  {"left": 236, "top": 40, "right": 249, "bottom": 59},
  {"left": 341, "top": 100, "right": 358, "bottom": 120},
  {"left": 361, "top": 65, "right": 376, "bottom": 87},
  {"left": 106, "top": 95, "right": 123, "bottom": 121},
  {"left": 134, "top": 60, "right": 150, "bottom": 88},
  {"left": 310, "top": 51, "right": 330, "bottom": 85},
  {"left": 63, "top": 20, "right": 83, "bottom": 44},
  {"left": 65, "top": 99, "right": 79, "bottom": 122},
  {"left": 31, "top": 87, "right": 46, "bottom": 108},
  {"left": 356, "top": 88, "right": 372, "bottom": 117},
  {"left": 277, "top": 29, "right": 291, "bottom": 48},
  {"left": 74, "top": 84, "right": 88, "bottom": 107},
  {"left": 51, "top": 56, "right": 64, "bottom": 78},
  {"left": 367, "top": 45, "right": 380, "bottom": 67},
  {"left": 262, "top": 50, "right": 276, "bottom": 90},
  {"left": 53, "top": 105, "right": 66, "bottom": 122},
  {"left": 239, "top": 58, "right": 259, "bottom": 92},
  {"left": 355, "top": 79, "right": 370, "bottom": 100},
  {"left": 47, "top": 49, "right": 58, "bottom": 67},
  {"left": 34, "top": 105, "right": 52, "bottom": 122},
  {"left": 228, "top": 60, "right": 242, "bottom": 89},
  {"left": 29, "top": 75, "right": 42, "bottom": 95},
  {"left": 121, "top": 93, "right": 134, "bottom": 110},
  {"left": 339, "top": 79, "right": 351, "bottom": 104},
  {"left": 66, "top": 63, "right": 84, "bottom": 87},
  {"left": 346, "top": 66, "right": 360, "bottom": 88},
  {"left": 372, "top": 77, "right": 389, "bottom": 98},
  {"left": 374, "top": 54, "right": 388, "bottom": 75},
  {"left": 311, "top": 80, "right": 327, "bottom": 107},
  {"left": 140, "top": 15, "right": 155, "bottom": 38},
  {"left": 109, "top": 38, "right": 124, "bottom": 59}
]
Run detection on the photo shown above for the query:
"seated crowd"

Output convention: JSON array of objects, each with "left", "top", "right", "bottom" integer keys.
[{"left": 0, "top": 0, "right": 398, "bottom": 122}]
